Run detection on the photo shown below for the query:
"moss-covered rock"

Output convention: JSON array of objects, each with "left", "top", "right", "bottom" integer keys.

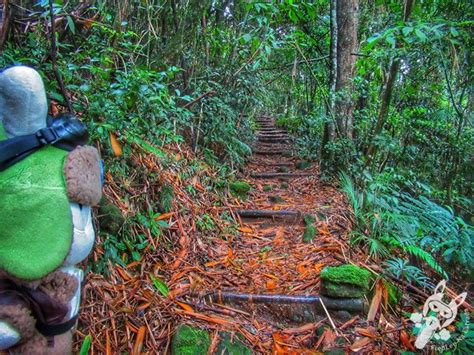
[
  {"left": 324, "top": 348, "right": 345, "bottom": 355},
  {"left": 321, "top": 283, "right": 368, "bottom": 298},
  {"left": 171, "top": 325, "right": 210, "bottom": 355},
  {"left": 303, "top": 224, "right": 317, "bottom": 242},
  {"left": 296, "top": 161, "right": 311, "bottom": 170},
  {"left": 320, "top": 265, "right": 371, "bottom": 298},
  {"left": 98, "top": 200, "right": 125, "bottom": 234},
  {"left": 263, "top": 184, "right": 273, "bottom": 192},
  {"left": 280, "top": 182, "right": 289, "bottom": 189},
  {"left": 277, "top": 166, "right": 290, "bottom": 173},
  {"left": 269, "top": 195, "right": 285, "bottom": 204},
  {"left": 229, "top": 181, "right": 251, "bottom": 197},
  {"left": 303, "top": 214, "right": 316, "bottom": 225},
  {"left": 216, "top": 332, "right": 251, "bottom": 355}
]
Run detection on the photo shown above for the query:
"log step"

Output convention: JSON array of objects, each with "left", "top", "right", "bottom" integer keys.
[
  {"left": 254, "top": 150, "right": 289, "bottom": 155},
  {"left": 257, "top": 133, "right": 289, "bottom": 137},
  {"left": 202, "top": 292, "right": 365, "bottom": 323},
  {"left": 257, "top": 137, "right": 290, "bottom": 142},
  {"left": 236, "top": 209, "right": 301, "bottom": 220},
  {"left": 259, "top": 162, "right": 294, "bottom": 167},
  {"left": 258, "top": 130, "right": 286, "bottom": 134},
  {"left": 250, "top": 172, "right": 312, "bottom": 179}
]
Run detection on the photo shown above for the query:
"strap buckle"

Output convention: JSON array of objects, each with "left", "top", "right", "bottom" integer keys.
[{"left": 36, "top": 127, "right": 59, "bottom": 145}]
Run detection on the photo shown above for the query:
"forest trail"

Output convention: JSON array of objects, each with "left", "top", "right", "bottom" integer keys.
[
  {"left": 77, "top": 117, "right": 374, "bottom": 354},
  {"left": 206, "top": 116, "right": 352, "bottom": 296},
  {"left": 189, "top": 117, "right": 361, "bottom": 352}
]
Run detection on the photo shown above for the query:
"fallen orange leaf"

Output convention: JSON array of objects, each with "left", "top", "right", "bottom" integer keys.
[
  {"left": 238, "top": 227, "right": 253, "bottom": 233},
  {"left": 155, "top": 212, "right": 174, "bottom": 221},
  {"left": 176, "top": 301, "right": 194, "bottom": 312},
  {"left": 109, "top": 132, "right": 123, "bottom": 157},
  {"left": 132, "top": 326, "right": 146, "bottom": 355},
  {"left": 350, "top": 337, "right": 372, "bottom": 351},
  {"left": 368, "top": 279, "right": 383, "bottom": 321},
  {"left": 266, "top": 280, "right": 277, "bottom": 290}
]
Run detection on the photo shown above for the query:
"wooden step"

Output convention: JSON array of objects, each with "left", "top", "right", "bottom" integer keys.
[
  {"left": 257, "top": 131, "right": 288, "bottom": 136},
  {"left": 236, "top": 209, "right": 301, "bottom": 220},
  {"left": 257, "top": 137, "right": 290, "bottom": 142},
  {"left": 258, "top": 129, "right": 286, "bottom": 133},
  {"left": 254, "top": 150, "right": 290, "bottom": 155},
  {"left": 259, "top": 162, "right": 294, "bottom": 167},
  {"left": 250, "top": 172, "right": 312, "bottom": 179},
  {"left": 205, "top": 291, "right": 368, "bottom": 321}
]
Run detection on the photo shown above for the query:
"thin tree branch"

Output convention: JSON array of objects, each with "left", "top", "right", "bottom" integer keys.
[{"left": 48, "top": 0, "right": 74, "bottom": 113}]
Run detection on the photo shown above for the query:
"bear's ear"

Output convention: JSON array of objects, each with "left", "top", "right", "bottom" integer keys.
[
  {"left": 434, "top": 280, "right": 447, "bottom": 295},
  {"left": 64, "top": 146, "right": 102, "bottom": 206},
  {"left": 0, "top": 66, "right": 48, "bottom": 137}
]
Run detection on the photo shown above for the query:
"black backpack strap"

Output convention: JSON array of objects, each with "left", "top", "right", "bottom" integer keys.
[
  {"left": 36, "top": 314, "right": 79, "bottom": 337},
  {"left": 0, "top": 127, "right": 59, "bottom": 172}
]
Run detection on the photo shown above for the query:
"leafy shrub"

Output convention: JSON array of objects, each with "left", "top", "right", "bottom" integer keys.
[{"left": 341, "top": 173, "right": 473, "bottom": 280}]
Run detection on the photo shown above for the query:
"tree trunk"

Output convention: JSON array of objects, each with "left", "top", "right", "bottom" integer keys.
[
  {"left": 365, "top": 0, "right": 414, "bottom": 161},
  {"left": 321, "top": 0, "right": 358, "bottom": 169},
  {"left": 321, "top": 0, "right": 338, "bottom": 168},
  {"left": 0, "top": 0, "right": 10, "bottom": 48},
  {"left": 335, "top": 0, "right": 359, "bottom": 139}
]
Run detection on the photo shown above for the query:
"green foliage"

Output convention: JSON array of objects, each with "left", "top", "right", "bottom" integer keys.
[
  {"left": 302, "top": 213, "right": 317, "bottom": 242},
  {"left": 295, "top": 161, "right": 311, "bottom": 170},
  {"left": 385, "top": 258, "right": 430, "bottom": 286},
  {"left": 172, "top": 325, "right": 210, "bottom": 355},
  {"left": 159, "top": 184, "right": 174, "bottom": 213},
  {"left": 150, "top": 274, "right": 169, "bottom": 297},
  {"left": 340, "top": 173, "right": 473, "bottom": 281},
  {"left": 229, "top": 181, "right": 252, "bottom": 197},
  {"left": 216, "top": 332, "right": 251, "bottom": 355},
  {"left": 79, "top": 334, "right": 92, "bottom": 355},
  {"left": 263, "top": 185, "right": 273, "bottom": 192},
  {"left": 302, "top": 224, "right": 316, "bottom": 243}
]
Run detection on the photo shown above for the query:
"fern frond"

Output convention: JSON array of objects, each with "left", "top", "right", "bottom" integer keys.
[{"left": 403, "top": 245, "right": 448, "bottom": 279}]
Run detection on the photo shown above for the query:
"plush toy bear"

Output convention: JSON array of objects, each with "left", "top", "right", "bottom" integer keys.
[{"left": 0, "top": 66, "right": 102, "bottom": 353}]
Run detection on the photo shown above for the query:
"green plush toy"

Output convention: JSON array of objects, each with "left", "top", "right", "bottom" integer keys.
[{"left": 0, "top": 66, "right": 102, "bottom": 354}]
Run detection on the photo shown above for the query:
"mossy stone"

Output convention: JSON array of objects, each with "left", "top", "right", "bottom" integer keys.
[
  {"left": 320, "top": 283, "right": 367, "bottom": 298},
  {"left": 296, "top": 161, "right": 311, "bottom": 170},
  {"left": 320, "top": 265, "right": 371, "bottom": 288},
  {"left": 324, "top": 348, "right": 345, "bottom": 355},
  {"left": 303, "top": 224, "right": 317, "bottom": 242},
  {"left": 320, "top": 265, "right": 371, "bottom": 298},
  {"left": 280, "top": 182, "right": 289, "bottom": 189},
  {"left": 98, "top": 201, "right": 125, "bottom": 234},
  {"left": 171, "top": 325, "right": 210, "bottom": 355},
  {"left": 269, "top": 195, "right": 285, "bottom": 204},
  {"left": 230, "top": 181, "right": 251, "bottom": 197},
  {"left": 316, "top": 325, "right": 329, "bottom": 337},
  {"left": 263, "top": 184, "right": 273, "bottom": 192},
  {"left": 277, "top": 166, "right": 289, "bottom": 173},
  {"left": 303, "top": 214, "right": 316, "bottom": 225},
  {"left": 216, "top": 332, "right": 251, "bottom": 355}
]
